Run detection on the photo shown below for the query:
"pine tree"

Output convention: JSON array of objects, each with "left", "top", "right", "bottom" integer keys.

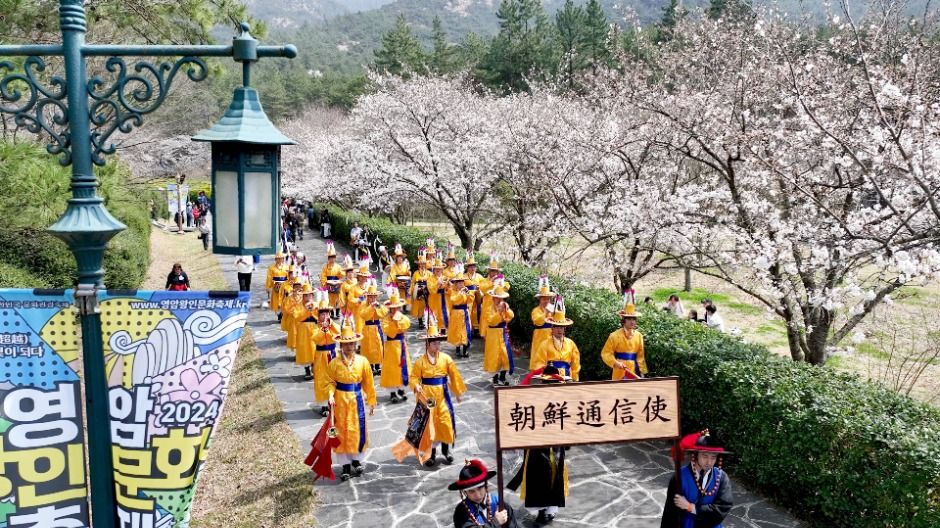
[
  {"left": 708, "top": 0, "right": 754, "bottom": 21},
  {"left": 373, "top": 14, "right": 427, "bottom": 77},
  {"left": 481, "top": 0, "right": 555, "bottom": 92},
  {"left": 582, "top": 0, "right": 613, "bottom": 74},
  {"left": 430, "top": 16, "right": 458, "bottom": 74},
  {"left": 659, "top": 0, "right": 687, "bottom": 42},
  {"left": 555, "top": 0, "right": 587, "bottom": 89}
]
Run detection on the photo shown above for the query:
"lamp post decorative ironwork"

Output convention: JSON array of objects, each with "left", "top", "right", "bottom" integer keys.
[{"left": 0, "top": 2, "right": 296, "bottom": 526}]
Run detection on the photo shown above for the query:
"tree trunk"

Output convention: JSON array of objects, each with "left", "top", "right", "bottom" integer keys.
[
  {"left": 452, "top": 223, "right": 473, "bottom": 253},
  {"left": 783, "top": 322, "right": 805, "bottom": 362},
  {"left": 804, "top": 309, "right": 834, "bottom": 366},
  {"left": 683, "top": 267, "right": 692, "bottom": 292}
]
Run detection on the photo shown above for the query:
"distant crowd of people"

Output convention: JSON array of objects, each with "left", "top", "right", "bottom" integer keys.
[{"left": 643, "top": 294, "right": 726, "bottom": 332}]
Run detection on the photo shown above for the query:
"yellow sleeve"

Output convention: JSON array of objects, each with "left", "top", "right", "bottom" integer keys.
[
  {"left": 531, "top": 307, "right": 546, "bottom": 327},
  {"left": 319, "top": 267, "right": 328, "bottom": 287},
  {"left": 265, "top": 267, "right": 274, "bottom": 289},
  {"left": 570, "top": 341, "right": 581, "bottom": 381},
  {"left": 361, "top": 358, "right": 377, "bottom": 407},
  {"left": 409, "top": 356, "right": 423, "bottom": 392},
  {"left": 326, "top": 359, "right": 337, "bottom": 399},
  {"left": 600, "top": 332, "right": 617, "bottom": 369},
  {"left": 449, "top": 291, "right": 468, "bottom": 305},
  {"left": 381, "top": 317, "right": 395, "bottom": 336},
  {"left": 486, "top": 310, "right": 502, "bottom": 326},
  {"left": 428, "top": 275, "right": 438, "bottom": 291},
  {"left": 504, "top": 308, "right": 514, "bottom": 323},
  {"left": 397, "top": 314, "right": 412, "bottom": 332},
  {"left": 446, "top": 355, "right": 467, "bottom": 396},
  {"left": 410, "top": 271, "right": 420, "bottom": 297},
  {"left": 638, "top": 333, "right": 648, "bottom": 375},
  {"left": 531, "top": 341, "right": 547, "bottom": 371}
]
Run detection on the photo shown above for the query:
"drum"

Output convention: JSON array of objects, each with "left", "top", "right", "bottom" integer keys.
[
  {"left": 327, "top": 280, "right": 341, "bottom": 293},
  {"left": 396, "top": 275, "right": 412, "bottom": 292}
]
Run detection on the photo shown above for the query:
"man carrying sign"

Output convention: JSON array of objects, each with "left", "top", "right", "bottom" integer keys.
[
  {"left": 451, "top": 459, "right": 519, "bottom": 528},
  {"left": 661, "top": 429, "right": 734, "bottom": 528}
]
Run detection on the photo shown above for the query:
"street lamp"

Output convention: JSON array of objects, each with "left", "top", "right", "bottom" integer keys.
[
  {"left": 193, "top": 25, "right": 296, "bottom": 255},
  {"left": 0, "top": 3, "right": 295, "bottom": 527}
]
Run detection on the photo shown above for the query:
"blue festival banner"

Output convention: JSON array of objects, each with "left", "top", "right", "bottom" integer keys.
[{"left": 0, "top": 289, "right": 250, "bottom": 528}]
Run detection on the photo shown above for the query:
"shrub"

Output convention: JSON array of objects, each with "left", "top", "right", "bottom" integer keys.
[
  {"left": 321, "top": 205, "right": 940, "bottom": 527},
  {"left": 0, "top": 262, "right": 49, "bottom": 288}
]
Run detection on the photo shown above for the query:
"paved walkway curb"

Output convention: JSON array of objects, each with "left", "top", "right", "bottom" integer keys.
[{"left": 216, "top": 234, "right": 802, "bottom": 528}]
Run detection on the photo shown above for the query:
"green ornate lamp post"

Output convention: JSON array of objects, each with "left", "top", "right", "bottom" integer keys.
[{"left": 0, "top": 2, "right": 295, "bottom": 526}]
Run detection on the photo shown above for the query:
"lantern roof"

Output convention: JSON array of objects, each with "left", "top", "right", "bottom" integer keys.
[{"left": 192, "top": 87, "right": 295, "bottom": 145}]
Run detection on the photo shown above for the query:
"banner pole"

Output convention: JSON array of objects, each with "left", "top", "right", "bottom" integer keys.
[{"left": 496, "top": 448, "right": 505, "bottom": 509}]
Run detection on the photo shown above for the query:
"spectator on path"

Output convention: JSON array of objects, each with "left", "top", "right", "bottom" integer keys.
[
  {"left": 148, "top": 199, "right": 156, "bottom": 220},
  {"left": 186, "top": 202, "right": 194, "bottom": 228},
  {"left": 166, "top": 263, "right": 190, "bottom": 291},
  {"left": 235, "top": 255, "right": 254, "bottom": 292},
  {"left": 294, "top": 207, "right": 306, "bottom": 240},
  {"left": 192, "top": 203, "right": 201, "bottom": 227},
  {"left": 663, "top": 294, "right": 686, "bottom": 317},
  {"left": 307, "top": 203, "right": 317, "bottom": 228},
  {"left": 197, "top": 190, "right": 209, "bottom": 208},
  {"left": 350, "top": 222, "right": 363, "bottom": 260},
  {"left": 705, "top": 304, "right": 725, "bottom": 332},
  {"left": 198, "top": 221, "right": 211, "bottom": 251},
  {"left": 688, "top": 309, "right": 701, "bottom": 323},
  {"left": 660, "top": 429, "right": 734, "bottom": 528},
  {"left": 319, "top": 209, "right": 332, "bottom": 238}
]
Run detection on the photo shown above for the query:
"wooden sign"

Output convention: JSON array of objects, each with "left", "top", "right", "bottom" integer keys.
[{"left": 494, "top": 377, "right": 680, "bottom": 450}]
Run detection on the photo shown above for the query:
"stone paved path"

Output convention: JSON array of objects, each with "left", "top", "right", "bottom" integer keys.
[{"left": 217, "top": 234, "right": 803, "bottom": 528}]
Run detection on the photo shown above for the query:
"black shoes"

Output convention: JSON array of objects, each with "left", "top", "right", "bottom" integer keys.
[
  {"left": 303, "top": 366, "right": 313, "bottom": 381},
  {"left": 351, "top": 460, "right": 364, "bottom": 476},
  {"left": 397, "top": 389, "right": 408, "bottom": 402},
  {"left": 390, "top": 392, "right": 401, "bottom": 403},
  {"left": 442, "top": 443, "right": 454, "bottom": 464},
  {"left": 319, "top": 406, "right": 329, "bottom": 417},
  {"left": 424, "top": 448, "right": 437, "bottom": 467},
  {"left": 535, "top": 510, "right": 555, "bottom": 525},
  {"left": 340, "top": 464, "right": 352, "bottom": 481}
]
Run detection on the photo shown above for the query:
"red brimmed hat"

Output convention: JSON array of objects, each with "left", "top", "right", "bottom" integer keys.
[
  {"left": 447, "top": 459, "right": 497, "bottom": 491},
  {"left": 673, "top": 429, "right": 732, "bottom": 462}
]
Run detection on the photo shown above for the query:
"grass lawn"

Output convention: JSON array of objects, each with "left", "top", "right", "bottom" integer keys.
[{"left": 145, "top": 226, "right": 318, "bottom": 527}]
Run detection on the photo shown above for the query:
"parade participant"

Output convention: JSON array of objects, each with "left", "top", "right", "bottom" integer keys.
[
  {"left": 409, "top": 312, "right": 466, "bottom": 467},
  {"left": 264, "top": 252, "right": 288, "bottom": 313},
  {"left": 295, "top": 283, "right": 318, "bottom": 380},
  {"left": 484, "top": 281, "right": 514, "bottom": 387},
  {"left": 327, "top": 314, "right": 377, "bottom": 482},
  {"left": 377, "top": 245, "right": 393, "bottom": 285},
  {"left": 311, "top": 290, "right": 339, "bottom": 417},
  {"left": 410, "top": 250, "right": 433, "bottom": 327},
  {"left": 463, "top": 257, "right": 483, "bottom": 338},
  {"left": 428, "top": 255, "right": 449, "bottom": 333},
  {"left": 348, "top": 259, "right": 371, "bottom": 333},
  {"left": 358, "top": 279, "right": 387, "bottom": 375},
  {"left": 478, "top": 257, "right": 509, "bottom": 340},
  {"left": 661, "top": 429, "right": 734, "bottom": 528},
  {"left": 320, "top": 242, "right": 344, "bottom": 315},
  {"left": 448, "top": 266, "right": 473, "bottom": 358},
  {"left": 280, "top": 279, "right": 304, "bottom": 341},
  {"left": 530, "top": 276, "right": 556, "bottom": 370},
  {"left": 390, "top": 243, "right": 412, "bottom": 304},
  {"left": 507, "top": 365, "right": 569, "bottom": 526},
  {"left": 451, "top": 459, "right": 519, "bottom": 528},
  {"left": 380, "top": 285, "right": 412, "bottom": 403},
  {"left": 443, "top": 245, "right": 459, "bottom": 313},
  {"left": 532, "top": 297, "right": 581, "bottom": 381},
  {"left": 601, "top": 293, "right": 647, "bottom": 380},
  {"left": 339, "top": 254, "right": 357, "bottom": 313}
]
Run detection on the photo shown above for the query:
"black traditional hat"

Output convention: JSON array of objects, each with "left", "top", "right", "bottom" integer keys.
[{"left": 447, "top": 459, "right": 497, "bottom": 491}]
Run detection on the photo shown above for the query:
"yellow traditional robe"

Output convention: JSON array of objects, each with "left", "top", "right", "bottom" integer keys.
[
  {"left": 339, "top": 277, "right": 357, "bottom": 312},
  {"left": 311, "top": 322, "right": 340, "bottom": 403},
  {"left": 478, "top": 277, "right": 510, "bottom": 339},
  {"left": 530, "top": 306, "right": 552, "bottom": 370},
  {"left": 428, "top": 274, "right": 448, "bottom": 330},
  {"left": 285, "top": 299, "right": 307, "bottom": 351},
  {"left": 600, "top": 328, "right": 647, "bottom": 380},
  {"left": 380, "top": 313, "right": 412, "bottom": 388},
  {"left": 447, "top": 289, "right": 472, "bottom": 347},
  {"left": 483, "top": 307, "right": 515, "bottom": 373},
  {"left": 280, "top": 292, "right": 302, "bottom": 336},
  {"left": 320, "top": 262, "right": 344, "bottom": 307},
  {"left": 464, "top": 272, "right": 484, "bottom": 330},
  {"left": 294, "top": 307, "right": 317, "bottom": 364},
  {"left": 409, "top": 269, "right": 433, "bottom": 317},
  {"left": 346, "top": 283, "right": 367, "bottom": 332},
  {"left": 442, "top": 266, "right": 457, "bottom": 311},
  {"left": 265, "top": 263, "right": 289, "bottom": 312},
  {"left": 327, "top": 353, "right": 377, "bottom": 455},
  {"left": 410, "top": 353, "right": 466, "bottom": 444},
  {"left": 533, "top": 337, "right": 581, "bottom": 381},
  {"left": 358, "top": 302, "right": 388, "bottom": 365},
  {"left": 390, "top": 260, "right": 411, "bottom": 300}
]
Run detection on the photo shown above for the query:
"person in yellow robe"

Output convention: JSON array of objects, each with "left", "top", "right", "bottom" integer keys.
[
  {"left": 601, "top": 300, "right": 647, "bottom": 380},
  {"left": 311, "top": 291, "right": 339, "bottom": 417},
  {"left": 277, "top": 266, "right": 298, "bottom": 322},
  {"left": 320, "top": 242, "right": 344, "bottom": 316},
  {"left": 478, "top": 258, "right": 509, "bottom": 340},
  {"left": 287, "top": 280, "right": 312, "bottom": 351},
  {"left": 327, "top": 317, "right": 377, "bottom": 481},
  {"left": 294, "top": 284, "right": 318, "bottom": 380},
  {"left": 532, "top": 301, "right": 581, "bottom": 381},
  {"left": 390, "top": 243, "right": 411, "bottom": 305},
  {"left": 380, "top": 288, "right": 412, "bottom": 403},
  {"left": 428, "top": 258, "right": 448, "bottom": 332},
  {"left": 409, "top": 253, "right": 433, "bottom": 326},
  {"left": 442, "top": 246, "right": 458, "bottom": 313},
  {"left": 483, "top": 283, "right": 514, "bottom": 386},
  {"left": 410, "top": 316, "right": 466, "bottom": 467},
  {"left": 530, "top": 277, "right": 556, "bottom": 370},
  {"left": 346, "top": 261, "right": 370, "bottom": 333},
  {"left": 463, "top": 258, "right": 483, "bottom": 337},
  {"left": 447, "top": 270, "right": 472, "bottom": 358},
  {"left": 264, "top": 252, "right": 289, "bottom": 314},
  {"left": 357, "top": 280, "right": 387, "bottom": 375},
  {"left": 280, "top": 279, "right": 303, "bottom": 339},
  {"left": 338, "top": 255, "right": 357, "bottom": 312}
]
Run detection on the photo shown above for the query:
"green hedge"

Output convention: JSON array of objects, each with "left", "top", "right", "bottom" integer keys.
[
  {"left": 0, "top": 140, "right": 150, "bottom": 289},
  {"left": 0, "top": 261, "right": 49, "bottom": 288},
  {"left": 322, "top": 205, "right": 940, "bottom": 528}
]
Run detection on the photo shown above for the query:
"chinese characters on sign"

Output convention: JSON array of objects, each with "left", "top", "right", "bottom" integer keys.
[{"left": 495, "top": 378, "right": 680, "bottom": 449}]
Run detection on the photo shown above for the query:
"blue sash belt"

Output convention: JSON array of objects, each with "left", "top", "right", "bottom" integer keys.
[
  {"left": 422, "top": 376, "right": 456, "bottom": 439},
  {"left": 534, "top": 323, "right": 552, "bottom": 329},
  {"left": 490, "top": 322, "right": 515, "bottom": 374},
  {"left": 452, "top": 304, "right": 472, "bottom": 344},
  {"left": 437, "top": 289, "right": 450, "bottom": 327},
  {"left": 335, "top": 382, "right": 366, "bottom": 452},
  {"left": 548, "top": 360, "right": 571, "bottom": 377},
  {"left": 316, "top": 343, "right": 336, "bottom": 361},
  {"left": 326, "top": 275, "right": 339, "bottom": 280},
  {"left": 365, "top": 319, "right": 385, "bottom": 346},
  {"left": 391, "top": 334, "right": 408, "bottom": 386},
  {"left": 614, "top": 352, "right": 640, "bottom": 376}
]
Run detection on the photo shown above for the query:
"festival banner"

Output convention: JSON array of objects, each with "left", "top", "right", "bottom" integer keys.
[
  {"left": 0, "top": 289, "right": 250, "bottom": 528},
  {"left": 494, "top": 377, "right": 680, "bottom": 450}
]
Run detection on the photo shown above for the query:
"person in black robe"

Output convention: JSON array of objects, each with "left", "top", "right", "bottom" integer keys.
[
  {"left": 661, "top": 429, "right": 734, "bottom": 528},
  {"left": 506, "top": 365, "right": 569, "bottom": 526},
  {"left": 450, "top": 459, "right": 519, "bottom": 528}
]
